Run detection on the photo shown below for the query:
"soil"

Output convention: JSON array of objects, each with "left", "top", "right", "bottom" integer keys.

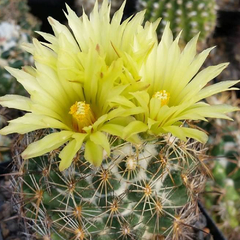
[{"left": 0, "top": 175, "right": 25, "bottom": 240}]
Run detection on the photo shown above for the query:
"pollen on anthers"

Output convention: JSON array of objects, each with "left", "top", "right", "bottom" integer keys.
[
  {"left": 153, "top": 90, "right": 170, "bottom": 106},
  {"left": 69, "top": 101, "right": 95, "bottom": 133}
]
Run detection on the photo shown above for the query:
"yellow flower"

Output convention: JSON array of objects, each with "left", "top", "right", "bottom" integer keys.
[
  {"left": 35, "top": 0, "right": 159, "bottom": 87},
  {"left": 1, "top": 0, "right": 239, "bottom": 173},
  {"left": 124, "top": 23, "right": 239, "bottom": 143},
  {"left": 0, "top": 40, "right": 143, "bottom": 171},
  {"left": 0, "top": 0, "right": 159, "bottom": 171}
]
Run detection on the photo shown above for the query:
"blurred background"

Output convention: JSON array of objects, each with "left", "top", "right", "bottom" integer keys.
[{"left": 0, "top": 1, "right": 240, "bottom": 240}]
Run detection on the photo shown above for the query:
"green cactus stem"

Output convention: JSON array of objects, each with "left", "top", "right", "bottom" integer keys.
[
  {"left": 138, "top": 0, "right": 216, "bottom": 49},
  {"left": 12, "top": 131, "right": 208, "bottom": 239}
]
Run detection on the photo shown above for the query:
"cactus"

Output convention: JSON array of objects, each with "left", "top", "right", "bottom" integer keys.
[
  {"left": 0, "top": 1, "right": 238, "bottom": 239},
  {"left": 203, "top": 92, "right": 240, "bottom": 240},
  {"left": 12, "top": 131, "right": 209, "bottom": 239},
  {"left": 138, "top": 0, "right": 216, "bottom": 49}
]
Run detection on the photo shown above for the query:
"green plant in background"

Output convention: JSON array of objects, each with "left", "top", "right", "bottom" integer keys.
[
  {"left": 0, "top": 0, "right": 238, "bottom": 239},
  {"left": 0, "top": 0, "right": 40, "bottom": 32},
  {"left": 0, "top": 0, "right": 41, "bottom": 96},
  {"left": 0, "top": 21, "right": 31, "bottom": 96},
  {"left": 138, "top": 0, "right": 216, "bottom": 49},
  {"left": 0, "top": 0, "right": 41, "bottom": 162},
  {"left": 203, "top": 92, "right": 240, "bottom": 240}
]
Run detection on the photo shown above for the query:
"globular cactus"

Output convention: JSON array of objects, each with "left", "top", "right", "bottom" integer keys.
[
  {"left": 203, "top": 92, "right": 240, "bottom": 240},
  {"left": 14, "top": 132, "right": 208, "bottom": 240},
  {"left": 138, "top": 0, "right": 216, "bottom": 49},
  {"left": 0, "top": 1, "right": 238, "bottom": 240}
]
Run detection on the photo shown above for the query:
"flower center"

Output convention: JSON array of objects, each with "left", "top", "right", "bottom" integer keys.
[
  {"left": 69, "top": 101, "right": 95, "bottom": 132},
  {"left": 153, "top": 90, "right": 170, "bottom": 106}
]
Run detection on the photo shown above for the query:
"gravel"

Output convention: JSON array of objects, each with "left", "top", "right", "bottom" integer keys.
[{"left": 0, "top": 176, "right": 25, "bottom": 240}]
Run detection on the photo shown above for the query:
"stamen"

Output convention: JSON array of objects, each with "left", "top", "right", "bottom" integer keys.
[
  {"left": 153, "top": 90, "right": 170, "bottom": 106},
  {"left": 69, "top": 101, "right": 95, "bottom": 132}
]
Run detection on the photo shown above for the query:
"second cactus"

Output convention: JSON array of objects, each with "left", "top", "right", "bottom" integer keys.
[{"left": 138, "top": 0, "right": 216, "bottom": 48}]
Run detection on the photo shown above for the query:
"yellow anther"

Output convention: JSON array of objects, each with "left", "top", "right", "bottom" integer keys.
[
  {"left": 153, "top": 90, "right": 170, "bottom": 106},
  {"left": 69, "top": 101, "right": 95, "bottom": 132}
]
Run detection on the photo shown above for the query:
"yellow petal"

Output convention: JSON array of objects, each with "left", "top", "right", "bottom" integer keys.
[
  {"left": 178, "top": 63, "right": 229, "bottom": 104},
  {"left": 5, "top": 67, "right": 39, "bottom": 94},
  {"left": 100, "top": 123, "right": 125, "bottom": 137},
  {"left": 193, "top": 80, "right": 240, "bottom": 103},
  {"left": 32, "top": 38, "right": 57, "bottom": 68},
  {"left": 31, "top": 103, "right": 65, "bottom": 123},
  {"left": 0, "top": 124, "right": 42, "bottom": 135},
  {"left": 59, "top": 133, "right": 86, "bottom": 171},
  {"left": 21, "top": 42, "right": 34, "bottom": 54},
  {"left": 123, "top": 121, "right": 148, "bottom": 139},
  {"left": 47, "top": 17, "right": 79, "bottom": 51},
  {"left": 110, "top": 96, "right": 136, "bottom": 108},
  {"left": 35, "top": 62, "right": 76, "bottom": 107},
  {"left": 84, "top": 140, "right": 103, "bottom": 166},
  {"left": 0, "top": 95, "right": 32, "bottom": 111},
  {"left": 36, "top": 31, "right": 58, "bottom": 50},
  {"left": 106, "top": 108, "right": 126, "bottom": 121},
  {"left": 2, "top": 114, "right": 71, "bottom": 135},
  {"left": 0, "top": 115, "right": 71, "bottom": 135},
  {"left": 149, "top": 98, "right": 161, "bottom": 120},
  {"left": 92, "top": 115, "right": 108, "bottom": 131},
  {"left": 130, "top": 91, "right": 150, "bottom": 115},
  {"left": 22, "top": 131, "right": 73, "bottom": 159},
  {"left": 162, "top": 126, "right": 208, "bottom": 143},
  {"left": 90, "top": 131, "right": 110, "bottom": 156}
]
